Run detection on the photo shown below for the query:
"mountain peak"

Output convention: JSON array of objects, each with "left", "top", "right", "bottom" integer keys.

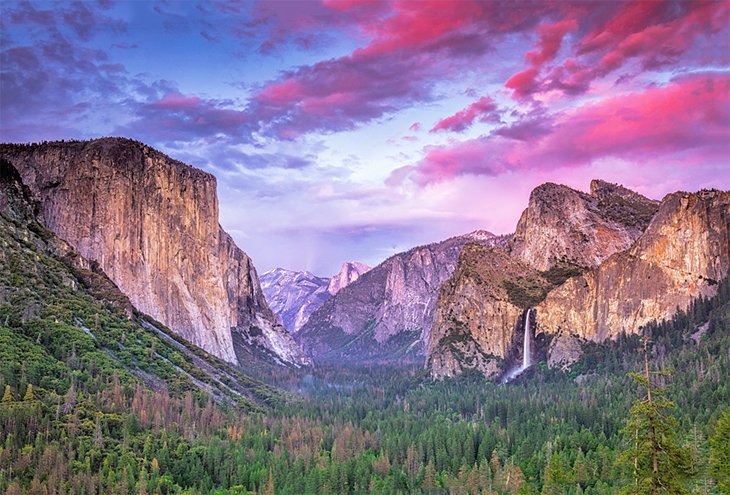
[
  {"left": 509, "top": 180, "right": 658, "bottom": 271},
  {"left": 328, "top": 261, "right": 371, "bottom": 295}
]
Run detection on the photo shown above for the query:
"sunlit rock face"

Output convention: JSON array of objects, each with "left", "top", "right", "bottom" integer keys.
[
  {"left": 298, "top": 231, "right": 510, "bottom": 363},
  {"left": 537, "top": 189, "right": 730, "bottom": 344},
  {"left": 509, "top": 180, "right": 659, "bottom": 271},
  {"left": 327, "top": 261, "right": 370, "bottom": 295},
  {"left": 427, "top": 245, "right": 542, "bottom": 380},
  {"left": 1, "top": 138, "right": 310, "bottom": 367},
  {"left": 426, "top": 181, "right": 726, "bottom": 379}
]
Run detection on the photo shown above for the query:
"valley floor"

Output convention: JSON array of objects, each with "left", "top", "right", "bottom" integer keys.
[{"left": 2, "top": 276, "right": 730, "bottom": 494}]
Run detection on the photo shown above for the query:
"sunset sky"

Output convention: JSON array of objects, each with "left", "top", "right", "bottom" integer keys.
[{"left": 1, "top": 0, "right": 729, "bottom": 275}]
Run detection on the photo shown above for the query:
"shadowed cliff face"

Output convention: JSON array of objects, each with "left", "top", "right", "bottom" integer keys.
[
  {"left": 0, "top": 138, "right": 310, "bottom": 367},
  {"left": 537, "top": 189, "right": 730, "bottom": 350},
  {"left": 297, "top": 231, "right": 510, "bottom": 363},
  {"left": 509, "top": 180, "right": 659, "bottom": 271}
]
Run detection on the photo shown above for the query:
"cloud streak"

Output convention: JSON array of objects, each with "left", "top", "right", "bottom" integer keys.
[{"left": 397, "top": 72, "right": 730, "bottom": 185}]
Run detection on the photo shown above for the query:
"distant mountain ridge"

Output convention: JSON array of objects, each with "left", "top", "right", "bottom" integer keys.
[
  {"left": 260, "top": 261, "right": 370, "bottom": 334},
  {"left": 297, "top": 230, "right": 510, "bottom": 363}
]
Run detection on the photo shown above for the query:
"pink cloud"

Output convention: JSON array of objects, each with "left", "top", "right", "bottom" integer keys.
[
  {"left": 151, "top": 92, "right": 203, "bottom": 110},
  {"left": 430, "top": 96, "right": 499, "bottom": 133},
  {"left": 396, "top": 72, "right": 730, "bottom": 185},
  {"left": 118, "top": 91, "right": 250, "bottom": 141},
  {"left": 409, "top": 122, "right": 421, "bottom": 132},
  {"left": 505, "top": 67, "right": 539, "bottom": 98},
  {"left": 247, "top": 1, "right": 554, "bottom": 137},
  {"left": 505, "top": 1, "right": 729, "bottom": 99},
  {"left": 526, "top": 19, "right": 578, "bottom": 66}
]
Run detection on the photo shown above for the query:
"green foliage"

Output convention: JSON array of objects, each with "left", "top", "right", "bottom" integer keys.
[
  {"left": 710, "top": 409, "right": 730, "bottom": 494},
  {"left": 619, "top": 375, "right": 691, "bottom": 494}
]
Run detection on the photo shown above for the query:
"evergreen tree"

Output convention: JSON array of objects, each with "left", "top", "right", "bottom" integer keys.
[
  {"left": 23, "top": 384, "right": 34, "bottom": 401},
  {"left": 1, "top": 385, "right": 13, "bottom": 402},
  {"left": 263, "top": 466, "right": 275, "bottom": 495},
  {"left": 709, "top": 408, "right": 730, "bottom": 495},
  {"left": 620, "top": 337, "right": 691, "bottom": 494}
]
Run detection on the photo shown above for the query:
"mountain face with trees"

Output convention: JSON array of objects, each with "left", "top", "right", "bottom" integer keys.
[
  {"left": 426, "top": 183, "right": 729, "bottom": 380},
  {"left": 0, "top": 139, "right": 310, "bottom": 368},
  {"left": 297, "top": 231, "right": 510, "bottom": 363}
]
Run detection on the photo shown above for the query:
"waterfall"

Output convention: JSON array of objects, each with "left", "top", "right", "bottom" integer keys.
[
  {"left": 501, "top": 308, "right": 534, "bottom": 383},
  {"left": 522, "top": 308, "right": 532, "bottom": 370}
]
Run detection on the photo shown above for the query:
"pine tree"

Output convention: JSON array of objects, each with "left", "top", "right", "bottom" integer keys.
[
  {"left": 23, "top": 384, "right": 35, "bottom": 401},
  {"left": 620, "top": 336, "right": 691, "bottom": 494},
  {"left": 263, "top": 466, "right": 275, "bottom": 495},
  {"left": 709, "top": 408, "right": 730, "bottom": 495},
  {"left": 2, "top": 385, "right": 13, "bottom": 402}
]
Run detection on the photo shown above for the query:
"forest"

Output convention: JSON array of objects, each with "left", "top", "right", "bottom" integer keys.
[{"left": 1, "top": 201, "right": 729, "bottom": 494}]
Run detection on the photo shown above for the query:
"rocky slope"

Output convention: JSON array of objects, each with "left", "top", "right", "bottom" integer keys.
[
  {"left": 537, "top": 189, "right": 730, "bottom": 366},
  {"left": 509, "top": 180, "right": 659, "bottom": 271},
  {"left": 427, "top": 245, "right": 547, "bottom": 379},
  {"left": 261, "top": 262, "right": 370, "bottom": 334},
  {"left": 0, "top": 139, "right": 310, "bottom": 368},
  {"left": 297, "top": 231, "right": 510, "bottom": 362}
]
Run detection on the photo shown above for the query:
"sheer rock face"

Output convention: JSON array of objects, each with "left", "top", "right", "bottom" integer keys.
[
  {"left": 328, "top": 261, "right": 370, "bottom": 295},
  {"left": 509, "top": 180, "right": 659, "bottom": 271},
  {"left": 0, "top": 139, "right": 310, "bottom": 367},
  {"left": 427, "top": 245, "right": 542, "bottom": 379},
  {"left": 260, "top": 268, "right": 330, "bottom": 334},
  {"left": 297, "top": 231, "right": 510, "bottom": 362},
  {"left": 537, "top": 190, "right": 730, "bottom": 345}
]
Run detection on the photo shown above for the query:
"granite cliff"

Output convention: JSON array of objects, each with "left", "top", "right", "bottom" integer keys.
[
  {"left": 0, "top": 139, "right": 310, "bottom": 367},
  {"left": 537, "top": 189, "right": 730, "bottom": 364},
  {"left": 509, "top": 180, "right": 658, "bottom": 271},
  {"left": 427, "top": 182, "right": 728, "bottom": 379},
  {"left": 298, "top": 231, "right": 510, "bottom": 362},
  {"left": 328, "top": 261, "right": 370, "bottom": 295},
  {"left": 427, "top": 245, "right": 547, "bottom": 379}
]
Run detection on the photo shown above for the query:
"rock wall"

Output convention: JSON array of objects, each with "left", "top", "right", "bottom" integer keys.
[
  {"left": 0, "top": 139, "right": 309, "bottom": 367},
  {"left": 537, "top": 190, "right": 730, "bottom": 343},
  {"left": 427, "top": 245, "right": 545, "bottom": 379},
  {"left": 509, "top": 180, "right": 658, "bottom": 271}
]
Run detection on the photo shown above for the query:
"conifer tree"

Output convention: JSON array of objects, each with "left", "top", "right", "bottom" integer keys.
[
  {"left": 620, "top": 336, "right": 691, "bottom": 494},
  {"left": 709, "top": 408, "right": 730, "bottom": 495},
  {"left": 2, "top": 385, "right": 13, "bottom": 402},
  {"left": 23, "top": 384, "right": 35, "bottom": 401}
]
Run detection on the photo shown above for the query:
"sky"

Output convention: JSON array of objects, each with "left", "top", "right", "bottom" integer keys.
[{"left": 1, "top": 0, "right": 729, "bottom": 276}]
